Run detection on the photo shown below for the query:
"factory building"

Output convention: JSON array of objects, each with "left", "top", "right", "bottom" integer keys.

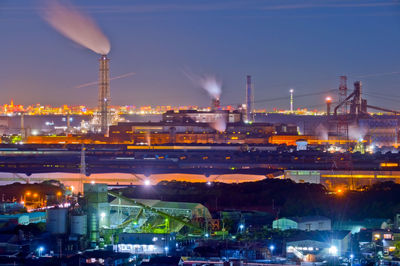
[
  {"left": 273, "top": 216, "right": 332, "bottom": 231},
  {"left": 359, "top": 117, "right": 399, "bottom": 147},
  {"left": 162, "top": 110, "right": 242, "bottom": 123},
  {"left": 116, "top": 233, "right": 176, "bottom": 255},
  {"left": 109, "top": 121, "right": 276, "bottom": 145},
  {"left": 286, "top": 230, "right": 351, "bottom": 259},
  {"left": 268, "top": 135, "right": 364, "bottom": 146},
  {"left": 109, "top": 109, "right": 299, "bottom": 145},
  {"left": 0, "top": 212, "right": 46, "bottom": 225},
  {"left": 284, "top": 170, "right": 400, "bottom": 190},
  {"left": 110, "top": 198, "right": 211, "bottom": 230}
]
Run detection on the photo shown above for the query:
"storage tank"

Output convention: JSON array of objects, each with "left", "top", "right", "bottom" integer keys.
[
  {"left": 46, "top": 208, "right": 68, "bottom": 234},
  {"left": 71, "top": 214, "right": 87, "bottom": 235}
]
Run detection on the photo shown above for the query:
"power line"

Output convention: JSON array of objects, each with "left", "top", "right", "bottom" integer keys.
[
  {"left": 362, "top": 93, "right": 400, "bottom": 103},
  {"left": 351, "top": 71, "right": 400, "bottom": 79},
  {"left": 225, "top": 88, "right": 336, "bottom": 106}
]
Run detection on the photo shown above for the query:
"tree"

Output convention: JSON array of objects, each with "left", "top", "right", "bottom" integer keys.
[{"left": 392, "top": 241, "right": 400, "bottom": 258}]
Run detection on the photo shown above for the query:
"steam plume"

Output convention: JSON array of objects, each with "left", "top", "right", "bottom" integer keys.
[
  {"left": 315, "top": 124, "right": 328, "bottom": 140},
  {"left": 42, "top": 1, "right": 111, "bottom": 55},
  {"left": 182, "top": 69, "right": 222, "bottom": 100},
  {"left": 210, "top": 115, "right": 227, "bottom": 132},
  {"left": 348, "top": 124, "right": 368, "bottom": 141},
  {"left": 199, "top": 75, "right": 222, "bottom": 100}
]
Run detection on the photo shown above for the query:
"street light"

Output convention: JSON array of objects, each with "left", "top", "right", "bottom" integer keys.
[
  {"left": 269, "top": 244, "right": 275, "bottom": 256},
  {"left": 239, "top": 224, "right": 244, "bottom": 233},
  {"left": 329, "top": 245, "right": 338, "bottom": 256},
  {"left": 38, "top": 246, "right": 44, "bottom": 257}
]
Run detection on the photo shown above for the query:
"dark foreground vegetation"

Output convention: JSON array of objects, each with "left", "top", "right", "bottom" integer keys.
[{"left": 117, "top": 179, "right": 400, "bottom": 220}]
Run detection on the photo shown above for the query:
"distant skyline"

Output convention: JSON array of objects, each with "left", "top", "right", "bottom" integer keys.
[{"left": 1, "top": 0, "right": 400, "bottom": 111}]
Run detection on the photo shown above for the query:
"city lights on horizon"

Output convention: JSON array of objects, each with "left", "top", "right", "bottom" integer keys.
[{"left": 0, "top": 99, "right": 334, "bottom": 116}]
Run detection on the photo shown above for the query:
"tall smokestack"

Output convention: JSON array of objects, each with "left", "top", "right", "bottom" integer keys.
[
  {"left": 246, "top": 75, "right": 254, "bottom": 122},
  {"left": 99, "top": 55, "right": 110, "bottom": 134}
]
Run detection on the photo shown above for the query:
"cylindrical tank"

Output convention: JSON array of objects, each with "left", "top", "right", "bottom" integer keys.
[
  {"left": 71, "top": 214, "right": 87, "bottom": 235},
  {"left": 46, "top": 208, "right": 68, "bottom": 234}
]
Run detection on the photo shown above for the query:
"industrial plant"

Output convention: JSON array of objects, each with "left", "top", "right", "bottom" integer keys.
[{"left": 1, "top": 0, "right": 400, "bottom": 265}]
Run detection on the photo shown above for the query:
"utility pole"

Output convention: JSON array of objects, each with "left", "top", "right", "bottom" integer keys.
[
  {"left": 80, "top": 145, "right": 86, "bottom": 193},
  {"left": 290, "top": 89, "right": 294, "bottom": 112}
]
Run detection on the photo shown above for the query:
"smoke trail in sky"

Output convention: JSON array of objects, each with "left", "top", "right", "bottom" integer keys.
[
  {"left": 42, "top": 1, "right": 110, "bottom": 55},
  {"left": 74, "top": 72, "right": 136, "bottom": 89},
  {"left": 182, "top": 69, "right": 222, "bottom": 100}
]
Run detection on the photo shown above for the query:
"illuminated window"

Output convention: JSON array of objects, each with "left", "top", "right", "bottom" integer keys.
[{"left": 384, "top": 234, "right": 392, "bottom": 240}]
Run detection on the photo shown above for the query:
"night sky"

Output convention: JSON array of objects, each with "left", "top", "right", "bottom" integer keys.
[{"left": 1, "top": 0, "right": 400, "bottom": 110}]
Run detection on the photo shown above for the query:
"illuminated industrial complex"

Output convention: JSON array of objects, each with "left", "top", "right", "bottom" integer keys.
[{"left": 1, "top": 0, "right": 400, "bottom": 264}]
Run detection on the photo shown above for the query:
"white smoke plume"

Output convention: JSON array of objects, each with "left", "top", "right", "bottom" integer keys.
[
  {"left": 199, "top": 75, "right": 222, "bottom": 100},
  {"left": 182, "top": 69, "right": 222, "bottom": 100},
  {"left": 315, "top": 123, "right": 328, "bottom": 140},
  {"left": 348, "top": 124, "right": 368, "bottom": 141},
  {"left": 42, "top": 1, "right": 111, "bottom": 55},
  {"left": 210, "top": 115, "right": 227, "bottom": 132}
]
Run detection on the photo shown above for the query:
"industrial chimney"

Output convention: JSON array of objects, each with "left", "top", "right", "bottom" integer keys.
[
  {"left": 325, "top": 96, "right": 332, "bottom": 116},
  {"left": 98, "top": 55, "right": 110, "bottom": 135},
  {"left": 246, "top": 75, "right": 254, "bottom": 122},
  {"left": 211, "top": 98, "right": 220, "bottom": 111}
]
